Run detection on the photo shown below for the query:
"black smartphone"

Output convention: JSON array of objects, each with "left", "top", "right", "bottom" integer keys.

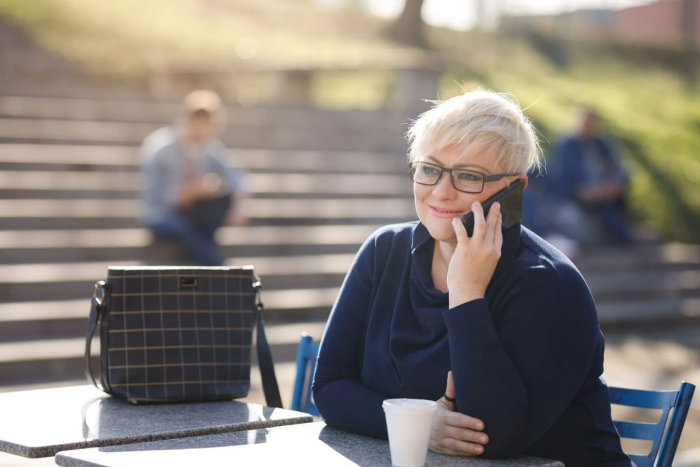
[{"left": 461, "top": 179, "right": 525, "bottom": 237}]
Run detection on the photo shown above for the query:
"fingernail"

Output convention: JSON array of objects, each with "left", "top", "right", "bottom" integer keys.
[
  {"left": 473, "top": 201, "right": 481, "bottom": 208},
  {"left": 494, "top": 202, "right": 501, "bottom": 211},
  {"left": 476, "top": 423, "right": 484, "bottom": 430},
  {"left": 481, "top": 436, "right": 488, "bottom": 443},
  {"left": 475, "top": 446, "right": 483, "bottom": 454}
]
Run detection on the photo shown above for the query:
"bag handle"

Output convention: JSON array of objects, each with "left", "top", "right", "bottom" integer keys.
[
  {"left": 85, "top": 281, "right": 108, "bottom": 392},
  {"left": 254, "top": 277, "right": 284, "bottom": 409}
]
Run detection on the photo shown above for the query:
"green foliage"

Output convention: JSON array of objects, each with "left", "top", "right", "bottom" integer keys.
[{"left": 483, "top": 70, "right": 700, "bottom": 243}]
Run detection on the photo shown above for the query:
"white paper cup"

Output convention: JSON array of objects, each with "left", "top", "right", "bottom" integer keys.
[{"left": 382, "top": 398, "right": 438, "bottom": 467}]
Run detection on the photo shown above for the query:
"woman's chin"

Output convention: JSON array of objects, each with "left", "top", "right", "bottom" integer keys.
[{"left": 423, "top": 220, "right": 458, "bottom": 243}]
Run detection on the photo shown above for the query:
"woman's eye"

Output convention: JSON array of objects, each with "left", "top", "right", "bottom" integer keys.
[
  {"left": 421, "top": 165, "right": 439, "bottom": 176},
  {"left": 457, "top": 172, "right": 481, "bottom": 182}
]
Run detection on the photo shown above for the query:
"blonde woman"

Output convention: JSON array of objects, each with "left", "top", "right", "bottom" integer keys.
[{"left": 313, "top": 89, "right": 631, "bottom": 467}]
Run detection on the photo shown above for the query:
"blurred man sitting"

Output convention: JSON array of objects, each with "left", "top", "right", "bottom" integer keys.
[
  {"left": 140, "top": 90, "right": 247, "bottom": 266},
  {"left": 550, "top": 108, "right": 633, "bottom": 245}
]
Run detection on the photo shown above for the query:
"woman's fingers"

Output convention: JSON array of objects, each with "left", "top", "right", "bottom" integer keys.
[
  {"left": 445, "top": 426, "right": 489, "bottom": 445},
  {"left": 439, "top": 438, "right": 485, "bottom": 455},
  {"left": 451, "top": 217, "right": 469, "bottom": 246},
  {"left": 494, "top": 209, "right": 503, "bottom": 251},
  {"left": 471, "top": 201, "right": 486, "bottom": 239},
  {"left": 485, "top": 202, "right": 500, "bottom": 244},
  {"left": 445, "top": 371, "right": 456, "bottom": 400},
  {"left": 444, "top": 411, "right": 485, "bottom": 431}
]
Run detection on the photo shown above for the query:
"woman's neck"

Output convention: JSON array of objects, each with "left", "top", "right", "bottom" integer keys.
[{"left": 431, "top": 238, "right": 457, "bottom": 293}]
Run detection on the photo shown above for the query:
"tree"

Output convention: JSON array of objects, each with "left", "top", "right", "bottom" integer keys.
[
  {"left": 387, "top": 0, "right": 427, "bottom": 48},
  {"left": 682, "top": 0, "right": 698, "bottom": 89}
]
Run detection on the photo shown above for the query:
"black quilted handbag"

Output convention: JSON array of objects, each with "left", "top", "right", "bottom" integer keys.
[{"left": 84, "top": 266, "right": 282, "bottom": 407}]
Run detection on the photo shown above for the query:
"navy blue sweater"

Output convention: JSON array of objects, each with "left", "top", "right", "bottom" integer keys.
[{"left": 313, "top": 221, "right": 632, "bottom": 466}]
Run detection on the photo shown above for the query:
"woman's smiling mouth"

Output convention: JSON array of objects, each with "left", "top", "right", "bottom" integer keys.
[{"left": 428, "top": 205, "right": 465, "bottom": 218}]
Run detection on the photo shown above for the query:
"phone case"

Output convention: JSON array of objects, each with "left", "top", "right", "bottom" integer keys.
[{"left": 461, "top": 179, "right": 525, "bottom": 237}]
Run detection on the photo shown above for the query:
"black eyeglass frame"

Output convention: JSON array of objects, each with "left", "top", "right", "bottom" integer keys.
[{"left": 409, "top": 161, "right": 521, "bottom": 194}]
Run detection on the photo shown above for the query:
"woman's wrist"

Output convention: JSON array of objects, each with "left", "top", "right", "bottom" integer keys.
[{"left": 448, "top": 289, "right": 485, "bottom": 309}]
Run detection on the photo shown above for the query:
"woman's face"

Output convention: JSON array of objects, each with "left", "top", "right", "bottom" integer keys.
[{"left": 413, "top": 145, "right": 515, "bottom": 244}]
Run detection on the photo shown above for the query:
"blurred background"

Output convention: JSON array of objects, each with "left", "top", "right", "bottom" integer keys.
[{"left": 0, "top": 0, "right": 699, "bottom": 464}]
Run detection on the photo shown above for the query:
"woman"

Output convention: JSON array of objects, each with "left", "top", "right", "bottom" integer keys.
[{"left": 312, "top": 89, "right": 631, "bottom": 466}]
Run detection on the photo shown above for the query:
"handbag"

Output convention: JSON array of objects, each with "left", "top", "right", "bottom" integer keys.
[{"left": 84, "top": 266, "right": 282, "bottom": 407}]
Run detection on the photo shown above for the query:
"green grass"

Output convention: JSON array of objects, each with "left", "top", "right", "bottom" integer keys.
[{"left": 1, "top": 0, "right": 699, "bottom": 242}]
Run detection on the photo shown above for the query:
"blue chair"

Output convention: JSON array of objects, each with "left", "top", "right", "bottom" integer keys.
[
  {"left": 291, "top": 333, "right": 320, "bottom": 416},
  {"left": 609, "top": 382, "right": 695, "bottom": 467}
]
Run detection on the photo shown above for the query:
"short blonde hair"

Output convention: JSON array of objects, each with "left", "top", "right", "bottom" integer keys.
[
  {"left": 406, "top": 88, "right": 542, "bottom": 175},
  {"left": 183, "top": 89, "right": 226, "bottom": 128}
]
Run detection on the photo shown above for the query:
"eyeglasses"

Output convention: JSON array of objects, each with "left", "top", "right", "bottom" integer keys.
[{"left": 409, "top": 161, "right": 520, "bottom": 194}]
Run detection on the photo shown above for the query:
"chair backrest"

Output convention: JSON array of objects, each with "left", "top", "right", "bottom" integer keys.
[
  {"left": 291, "top": 333, "right": 320, "bottom": 416},
  {"left": 609, "top": 381, "right": 695, "bottom": 467}
]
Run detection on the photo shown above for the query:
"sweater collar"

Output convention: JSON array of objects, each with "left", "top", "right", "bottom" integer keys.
[{"left": 411, "top": 221, "right": 522, "bottom": 277}]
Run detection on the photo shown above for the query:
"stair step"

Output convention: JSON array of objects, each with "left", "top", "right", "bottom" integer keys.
[
  {"left": 0, "top": 118, "right": 405, "bottom": 151},
  {"left": 0, "top": 95, "right": 406, "bottom": 130},
  {"left": 0, "top": 170, "right": 412, "bottom": 197},
  {"left": 0, "top": 321, "right": 328, "bottom": 365},
  {"left": 0, "top": 199, "right": 416, "bottom": 230},
  {"left": 0, "top": 190, "right": 413, "bottom": 201},
  {"left": 2, "top": 289, "right": 699, "bottom": 342},
  {"left": 0, "top": 255, "right": 354, "bottom": 284},
  {"left": 1, "top": 298, "right": 699, "bottom": 387},
  {"left": 0, "top": 320, "right": 323, "bottom": 387},
  {"left": 1, "top": 254, "right": 699, "bottom": 299},
  {"left": 585, "top": 270, "right": 700, "bottom": 299},
  {"left": 0, "top": 225, "right": 377, "bottom": 247},
  {"left": 0, "top": 288, "right": 339, "bottom": 326},
  {"left": 0, "top": 144, "right": 407, "bottom": 174},
  {"left": 572, "top": 243, "right": 700, "bottom": 273},
  {"left": 0, "top": 254, "right": 354, "bottom": 302},
  {"left": 0, "top": 199, "right": 416, "bottom": 219},
  {"left": 0, "top": 289, "right": 337, "bottom": 342},
  {"left": 597, "top": 297, "right": 700, "bottom": 331},
  {"left": 0, "top": 224, "right": 694, "bottom": 267}
]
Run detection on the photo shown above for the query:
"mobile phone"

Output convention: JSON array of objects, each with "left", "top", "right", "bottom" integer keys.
[{"left": 461, "top": 179, "right": 525, "bottom": 237}]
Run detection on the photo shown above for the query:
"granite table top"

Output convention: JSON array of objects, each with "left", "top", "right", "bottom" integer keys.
[
  {"left": 55, "top": 422, "right": 565, "bottom": 467},
  {"left": 0, "top": 385, "right": 312, "bottom": 458}
]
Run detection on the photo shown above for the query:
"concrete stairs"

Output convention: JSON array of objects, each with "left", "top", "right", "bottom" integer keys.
[{"left": 0, "top": 94, "right": 699, "bottom": 392}]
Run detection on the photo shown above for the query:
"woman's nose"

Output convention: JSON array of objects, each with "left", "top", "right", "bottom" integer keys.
[{"left": 432, "top": 173, "right": 457, "bottom": 198}]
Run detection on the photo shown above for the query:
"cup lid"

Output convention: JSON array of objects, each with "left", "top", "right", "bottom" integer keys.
[{"left": 382, "top": 398, "right": 437, "bottom": 414}]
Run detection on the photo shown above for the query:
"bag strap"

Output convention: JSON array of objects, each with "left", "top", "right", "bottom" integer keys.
[
  {"left": 253, "top": 277, "right": 283, "bottom": 408},
  {"left": 85, "top": 281, "right": 107, "bottom": 392}
]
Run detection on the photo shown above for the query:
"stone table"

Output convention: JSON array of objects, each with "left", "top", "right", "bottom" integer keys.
[
  {"left": 55, "top": 422, "right": 564, "bottom": 467},
  {"left": 0, "top": 385, "right": 312, "bottom": 458}
]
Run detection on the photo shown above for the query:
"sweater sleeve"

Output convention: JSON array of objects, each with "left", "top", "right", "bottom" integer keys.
[
  {"left": 443, "top": 264, "right": 600, "bottom": 458},
  {"left": 312, "top": 233, "right": 391, "bottom": 440}
]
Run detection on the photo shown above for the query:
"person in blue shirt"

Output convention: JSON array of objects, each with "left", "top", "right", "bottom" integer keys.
[
  {"left": 550, "top": 109, "right": 632, "bottom": 244},
  {"left": 140, "top": 90, "right": 247, "bottom": 266},
  {"left": 313, "top": 89, "right": 632, "bottom": 466}
]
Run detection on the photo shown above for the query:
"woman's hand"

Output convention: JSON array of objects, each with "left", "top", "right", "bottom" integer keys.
[
  {"left": 430, "top": 371, "right": 489, "bottom": 456},
  {"left": 447, "top": 201, "right": 503, "bottom": 308}
]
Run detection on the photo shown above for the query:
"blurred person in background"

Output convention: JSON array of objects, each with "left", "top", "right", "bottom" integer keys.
[
  {"left": 550, "top": 108, "right": 633, "bottom": 245},
  {"left": 313, "top": 90, "right": 631, "bottom": 466},
  {"left": 520, "top": 168, "right": 581, "bottom": 259},
  {"left": 140, "top": 90, "right": 248, "bottom": 266}
]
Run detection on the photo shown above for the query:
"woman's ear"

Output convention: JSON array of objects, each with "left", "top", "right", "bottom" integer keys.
[{"left": 518, "top": 174, "right": 529, "bottom": 191}]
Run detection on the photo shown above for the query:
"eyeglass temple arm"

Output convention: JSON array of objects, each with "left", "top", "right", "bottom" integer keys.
[{"left": 484, "top": 173, "right": 521, "bottom": 182}]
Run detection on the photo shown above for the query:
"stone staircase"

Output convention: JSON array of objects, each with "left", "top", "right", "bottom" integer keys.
[{"left": 0, "top": 95, "right": 699, "bottom": 392}]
